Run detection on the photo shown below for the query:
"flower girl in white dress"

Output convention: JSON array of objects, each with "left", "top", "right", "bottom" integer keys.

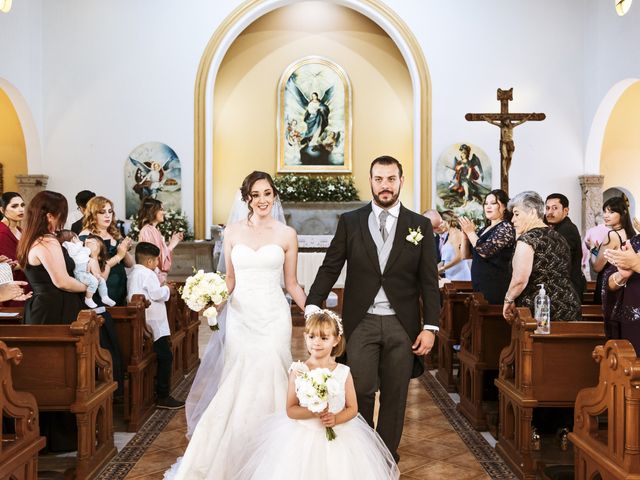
[{"left": 234, "top": 310, "right": 400, "bottom": 480}]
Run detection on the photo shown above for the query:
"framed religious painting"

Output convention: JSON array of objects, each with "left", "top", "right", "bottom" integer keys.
[{"left": 277, "top": 56, "right": 352, "bottom": 173}]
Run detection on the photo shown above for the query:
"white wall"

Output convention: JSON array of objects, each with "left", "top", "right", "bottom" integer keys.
[
  {"left": 0, "top": 0, "right": 43, "bottom": 173},
  {"left": 1, "top": 0, "right": 633, "bottom": 232}
]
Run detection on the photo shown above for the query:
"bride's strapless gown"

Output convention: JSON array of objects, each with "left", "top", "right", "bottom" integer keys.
[{"left": 165, "top": 244, "right": 292, "bottom": 480}]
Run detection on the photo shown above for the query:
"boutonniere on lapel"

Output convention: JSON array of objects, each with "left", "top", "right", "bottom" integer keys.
[{"left": 406, "top": 227, "right": 424, "bottom": 245}]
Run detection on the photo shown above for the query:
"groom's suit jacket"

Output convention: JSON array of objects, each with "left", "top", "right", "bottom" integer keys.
[{"left": 307, "top": 203, "right": 440, "bottom": 375}]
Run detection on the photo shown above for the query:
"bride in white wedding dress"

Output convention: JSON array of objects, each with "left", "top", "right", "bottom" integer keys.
[{"left": 164, "top": 171, "right": 307, "bottom": 480}]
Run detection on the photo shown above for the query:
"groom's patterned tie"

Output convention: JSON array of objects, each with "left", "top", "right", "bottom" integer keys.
[{"left": 379, "top": 209, "right": 389, "bottom": 243}]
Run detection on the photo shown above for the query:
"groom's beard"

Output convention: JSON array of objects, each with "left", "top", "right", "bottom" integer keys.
[{"left": 371, "top": 188, "right": 400, "bottom": 209}]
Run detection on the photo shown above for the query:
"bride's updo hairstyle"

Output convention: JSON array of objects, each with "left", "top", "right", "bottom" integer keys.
[
  {"left": 240, "top": 171, "right": 280, "bottom": 222},
  {"left": 304, "top": 310, "right": 346, "bottom": 357}
]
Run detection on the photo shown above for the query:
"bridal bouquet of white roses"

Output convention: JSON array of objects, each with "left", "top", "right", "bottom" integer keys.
[
  {"left": 295, "top": 367, "right": 341, "bottom": 441},
  {"left": 180, "top": 270, "right": 228, "bottom": 331}
]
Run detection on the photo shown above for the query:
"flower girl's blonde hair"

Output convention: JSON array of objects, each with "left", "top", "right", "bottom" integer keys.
[{"left": 305, "top": 310, "right": 346, "bottom": 357}]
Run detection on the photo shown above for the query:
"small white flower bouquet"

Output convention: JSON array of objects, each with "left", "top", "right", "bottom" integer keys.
[
  {"left": 295, "top": 367, "right": 341, "bottom": 441},
  {"left": 180, "top": 270, "right": 229, "bottom": 331}
]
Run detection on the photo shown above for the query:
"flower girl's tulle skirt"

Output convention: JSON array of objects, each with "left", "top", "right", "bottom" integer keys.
[{"left": 232, "top": 413, "right": 400, "bottom": 480}]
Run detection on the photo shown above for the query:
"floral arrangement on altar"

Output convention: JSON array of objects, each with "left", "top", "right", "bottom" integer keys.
[
  {"left": 127, "top": 209, "right": 194, "bottom": 242},
  {"left": 274, "top": 174, "right": 359, "bottom": 202},
  {"left": 180, "top": 270, "right": 228, "bottom": 330}
]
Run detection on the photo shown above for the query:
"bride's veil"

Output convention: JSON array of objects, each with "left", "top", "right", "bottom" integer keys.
[{"left": 185, "top": 189, "right": 287, "bottom": 437}]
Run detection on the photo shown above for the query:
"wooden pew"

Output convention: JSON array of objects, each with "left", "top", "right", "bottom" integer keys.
[
  {"left": 494, "top": 307, "right": 605, "bottom": 479},
  {"left": 0, "top": 311, "right": 117, "bottom": 479},
  {"left": 0, "top": 341, "right": 46, "bottom": 480},
  {"left": 165, "top": 285, "right": 186, "bottom": 390},
  {"left": 107, "top": 295, "right": 157, "bottom": 432},
  {"left": 457, "top": 293, "right": 510, "bottom": 430},
  {"left": 458, "top": 300, "right": 606, "bottom": 433},
  {"left": 172, "top": 282, "right": 200, "bottom": 375},
  {"left": 569, "top": 340, "right": 640, "bottom": 480},
  {"left": 436, "top": 281, "right": 474, "bottom": 392}
]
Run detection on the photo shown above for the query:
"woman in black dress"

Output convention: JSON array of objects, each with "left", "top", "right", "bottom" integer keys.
[
  {"left": 16, "top": 191, "right": 85, "bottom": 324},
  {"left": 15, "top": 190, "right": 86, "bottom": 451},
  {"left": 78, "top": 195, "right": 132, "bottom": 396},
  {"left": 460, "top": 189, "right": 515, "bottom": 304},
  {"left": 502, "top": 191, "right": 580, "bottom": 322},
  {"left": 591, "top": 196, "right": 635, "bottom": 304}
]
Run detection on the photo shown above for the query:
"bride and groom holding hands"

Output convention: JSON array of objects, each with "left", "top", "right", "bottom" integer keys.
[{"left": 165, "top": 156, "right": 440, "bottom": 479}]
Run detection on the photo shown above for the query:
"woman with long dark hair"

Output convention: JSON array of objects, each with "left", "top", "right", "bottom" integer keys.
[
  {"left": 15, "top": 190, "right": 85, "bottom": 453},
  {"left": 591, "top": 196, "right": 636, "bottom": 304},
  {"left": 0, "top": 192, "right": 31, "bottom": 305},
  {"left": 16, "top": 191, "right": 85, "bottom": 324},
  {"left": 136, "top": 197, "right": 183, "bottom": 283},
  {"left": 460, "top": 189, "right": 516, "bottom": 304}
]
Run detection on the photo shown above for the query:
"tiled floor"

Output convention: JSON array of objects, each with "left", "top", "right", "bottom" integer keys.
[{"left": 117, "top": 324, "right": 498, "bottom": 480}]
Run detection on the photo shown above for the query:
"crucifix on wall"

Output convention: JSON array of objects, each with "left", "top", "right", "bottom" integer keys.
[{"left": 465, "top": 88, "right": 546, "bottom": 194}]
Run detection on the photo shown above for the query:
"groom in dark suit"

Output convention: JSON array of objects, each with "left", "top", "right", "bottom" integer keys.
[{"left": 305, "top": 156, "right": 440, "bottom": 461}]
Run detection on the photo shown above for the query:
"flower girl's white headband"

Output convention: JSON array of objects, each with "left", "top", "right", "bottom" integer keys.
[{"left": 307, "top": 309, "right": 344, "bottom": 336}]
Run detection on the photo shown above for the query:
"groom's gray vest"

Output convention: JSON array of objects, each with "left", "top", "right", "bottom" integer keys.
[{"left": 366, "top": 211, "right": 397, "bottom": 316}]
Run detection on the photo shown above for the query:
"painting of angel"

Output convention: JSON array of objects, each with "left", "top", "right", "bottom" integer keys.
[
  {"left": 277, "top": 56, "right": 351, "bottom": 172},
  {"left": 124, "top": 142, "right": 182, "bottom": 218}
]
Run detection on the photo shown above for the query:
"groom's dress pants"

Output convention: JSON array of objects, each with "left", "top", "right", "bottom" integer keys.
[{"left": 347, "top": 313, "right": 414, "bottom": 460}]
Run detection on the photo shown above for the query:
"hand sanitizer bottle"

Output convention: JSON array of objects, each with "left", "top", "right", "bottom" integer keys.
[{"left": 534, "top": 283, "right": 550, "bottom": 334}]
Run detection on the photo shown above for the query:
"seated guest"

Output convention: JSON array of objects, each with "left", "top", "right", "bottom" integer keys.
[
  {"left": 545, "top": 193, "right": 587, "bottom": 299},
  {"left": 15, "top": 191, "right": 84, "bottom": 452},
  {"left": 16, "top": 191, "right": 86, "bottom": 324},
  {"left": 502, "top": 191, "right": 580, "bottom": 322},
  {"left": 438, "top": 213, "right": 471, "bottom": 280},
  {"left": 591, "top": 197, "right": 635, "bottom": 304},
  {"left": 127, "top": 242, "right": 185, "bottom": 409},
  {"left": 460, "top": 189, "right": 515, "bottom": 304},
  {"left": 136, "top": 197, "right": 183, "bottom": 283},
  {"left": 602, "top": 233, "right": 640, "bottom": 354},
  {"left": 0, "top": 192, "right": 31, "bottom": 305},
  {"left": 71, "top": 190, "right": 95, "bottom": 234}
]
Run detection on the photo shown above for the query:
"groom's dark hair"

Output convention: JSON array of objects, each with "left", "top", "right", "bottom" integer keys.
[{"left": 370, "top": 155, "right": 403, "bottom": 178}]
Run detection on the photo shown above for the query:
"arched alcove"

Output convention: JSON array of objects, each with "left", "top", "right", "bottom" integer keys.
[
  {"left": 193, "top": 0, "right": 431, "bottom": 238},
  {"left": 599, "top": 81, "right": 640, "bottom": 215},
  {"left": 603, "top": 186, "right": 635, "bottom": 219},
  {"left": 0, "top": 78, "right": 41, "bottom": 183},
  {"left": 0, "top": 85, "right": 28, "bottom": 192},
  {"left": 584, "top": 78, "right": 639, "bottom": 175}
]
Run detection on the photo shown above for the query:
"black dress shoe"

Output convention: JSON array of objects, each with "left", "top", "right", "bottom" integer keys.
[{"left": 157, "top": 396, "right": 185, "bottom": 410}]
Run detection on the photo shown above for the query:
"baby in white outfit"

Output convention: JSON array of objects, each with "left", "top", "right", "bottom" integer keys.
[{"left": 57, "top": 230, "right": 116, "bottom": 308}]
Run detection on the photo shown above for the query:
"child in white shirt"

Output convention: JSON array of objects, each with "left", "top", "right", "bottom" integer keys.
[{"left": 127, "top": 242, "right": 184, "bottom": 410}]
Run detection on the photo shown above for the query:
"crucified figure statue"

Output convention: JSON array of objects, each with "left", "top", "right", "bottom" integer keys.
[{"left": 466, "top": 88, "right": 546, "bottom": 194}]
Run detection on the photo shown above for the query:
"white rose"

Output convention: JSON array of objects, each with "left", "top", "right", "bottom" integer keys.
[{"left": 203, "top": 306, "right": 217, "bottom": 319}]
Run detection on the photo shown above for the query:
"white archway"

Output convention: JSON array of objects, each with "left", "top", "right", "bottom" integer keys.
[
  {"left": 584, "top": 78, "right": 640, "bottom": 175},
  {"left": 0, "top": 77, "right": 42, "bottom": 174},
  {"left": 194, "top": 0, "right": 431, "bottom": 238}
]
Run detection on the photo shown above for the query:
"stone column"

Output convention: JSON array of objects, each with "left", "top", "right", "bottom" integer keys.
[
  {"left": 579, "top": 175, "right": 604, "bottom": 235},
  {"left": 15, "top": 174, "right": 49, "bottom": 206}
]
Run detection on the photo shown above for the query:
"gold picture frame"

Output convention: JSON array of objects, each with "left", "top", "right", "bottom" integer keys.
[{"left": 277, "top": 56, "right": 352, "bottom": 173}]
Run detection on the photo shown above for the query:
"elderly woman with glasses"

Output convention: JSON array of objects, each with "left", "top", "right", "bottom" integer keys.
[{"left": 502, "top": 191, "right": 580, "bottom": 322}]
